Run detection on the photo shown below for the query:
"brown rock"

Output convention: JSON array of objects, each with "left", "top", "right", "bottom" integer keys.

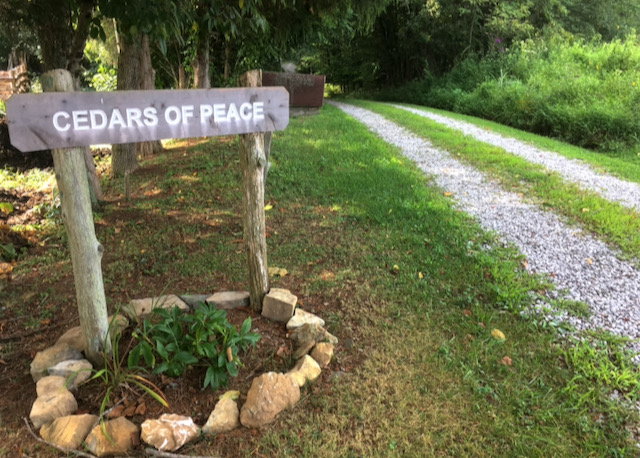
[
  {"left": 240, "top": 372, "right": 300, "bottom": 428},
  {"left": 30, "top": 386, "right": 78, "bottom": 430},
  {"left": 141, "top": 414, "right": 200, "bottom": 452},
  {"left": 85, "top": 417, "right": 139, "bottom": 457},
  {"left": 30, "top": 344, "right": 84, "bottom": 383},
  {"left": 311, "top": 342, "right": 334, "bottom": 368},
  {"left": 202, "top": 398, "right": 240, "bottom": 435},
  {"left": 292, "top": 340, "right": 315, "bottom": 360},
  {"left": 262, "top": 288, "right": 297, "bottom": 322},
  {"left": 40, "top": 414, "right": 98, "bottom": 450},
  {"left": 287, "top": 355, "right": 322, "bottom": 387},
  {"left": 35, "top": 375, "right": 67, "bottom": 397}
]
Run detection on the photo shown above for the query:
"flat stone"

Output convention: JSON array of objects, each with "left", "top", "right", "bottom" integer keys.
[
  {"left": 30, "top": 386, "right": 78, "bottom": 429},
  {"left": 311, "top": 342, "right": 334, "bottom": 368},
  {"left": 286, "top": 308, "right": 325, "bottom": 330},
  {"left": 141, "top": 414, "right": 200, "bottom": 452},
  {"left": 262, "top": 288, "right": 297, "bottom": 322},
  {"left": 202, "top": 398, "right": 240, "bottom": 436},
  {"left": 240, "top": 372, "right": 300, "bottom": 428},
  {"left": 127, "top": 295, "right": 189, "bottom": 319},
  {"left": 48, "top": 359, "right": 93, "bottom": 390},
  {"left": 30, "top": 344, "right": 84, "bottom": 383},
  {"left": 287, "top": 355, "right": 322, "bottom": 387},
  {"left": 85, "top": 417, "right": 139, "bottom": 457},
  {"left": 206, "top": 291, "right": 250, "bottom": 309},
  {"left": 40, "top": 414, "right": 98, "bottom": 450},
  {"left": 179, "top": 294, "right": 211, "bottom": 309}
]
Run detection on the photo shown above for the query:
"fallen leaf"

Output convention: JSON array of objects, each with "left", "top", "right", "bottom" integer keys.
[
  {"left": 462, "top": 309, "right": 472, "bottom": 317},
  {"left": 586, "top": 258, "right": 593, "bottom": 265},
  {"left": 522, "top": 260, "right": 528, "bottom": 269},
  {"left": 418, "top": 271, "right": 424, "bottom": 279},
  {"left": 491, "top": 329, "right": 506, "bottom": 340},
  {"left": 500, "top": 356, "right": 512, "bottom": 366},
  {"left": 226, "top": 346, "right": 233, "bottom": 363},
  {"left": 0, "top": 202, "right": 13, "bottom": 215},
  {"left": 443, "top": 192, "right": 453, "bottom": 197},
  {"left": 134, "top": 402, "right": 146, "bottom": 416},
  {"left": 392, "top": 264, "right": 399, "bottom": 271},
  {"left": 264, "top": 204, "right": 273, "bottom": 211},
  {"left": 581, "top": 208, "right": 589, "bottom": 213},
  {"left": 220, "top": 390, "right": 240, "bottom": 401},
  {"left": 0, "top": 263, "right": 13, "bottom": 276}
]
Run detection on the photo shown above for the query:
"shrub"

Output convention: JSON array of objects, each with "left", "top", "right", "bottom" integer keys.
[{"left": 128, "top": 303, "right": 260, "bottom": 390}]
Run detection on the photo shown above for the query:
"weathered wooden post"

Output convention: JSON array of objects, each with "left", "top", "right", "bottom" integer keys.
[
  {"left": 238, "top": 70, "right": 269, "bottom": 312},
  {"left": 40, "top": 69, "right": 111, "bottom": 364}
]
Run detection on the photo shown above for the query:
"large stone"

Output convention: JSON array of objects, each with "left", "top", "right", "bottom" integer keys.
[
  {"left": 289, "top": 323, "right": 326, "bottom": 346},
  {"left": 292, "top": 341, "right": 315, "bottom": 360},
  {"left": 85, "top": 417, "right": 139, "bottom": 457},
  {"left": 202, "top": 397, "right": 240, "bottom": 435},
  {"left": 206, "top": 291, "right": 250, "bottom": 309},
  {"left": 311, "top": 342, "right": 334, "bottom": 368},
  {"left": 30, "top": 385, "right": 78, "bottom": 429},
  {"left": 179, "top": 294, "right": 211, "bottom": 309},
  {"left": 48, "top": 359, "right": 93, "bottom": 391},
  {"left": 55, "top": 315, "right": 129, "bottom": 353},
  {"left": 126, "top": 295, "right": 189, "bottom": 319},
  {"left": 286, "top": 308, "right": 325, "bottom": 330},
  {"left": 35, "top": 375, "right": 67, "bottom": 397},
  {"left": 262, "top": 288, "right": 297, "bottom": 322},
  {"left": 287, "top": 355, "right": 322, "bottom": 387},
  {"left": 141, "top": 414, "right": 200, "bottom": 452},
  {"left": 40, "top": 414, "right": 98, "bottom": 450},
  {"left": 30, "top": 344, "right": 84, "bottom": 383},
  {"left": 240, "top": 372, "right": 300, "bottom": 428}
]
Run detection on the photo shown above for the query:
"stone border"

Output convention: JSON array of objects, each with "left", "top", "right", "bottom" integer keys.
[{"left": 28, "top": 288, "right": 338, "bottom": 456}]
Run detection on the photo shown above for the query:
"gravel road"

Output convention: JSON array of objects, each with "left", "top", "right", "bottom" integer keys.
[{"left": 330, "top": 101, "right": 640, "bottom": 356}]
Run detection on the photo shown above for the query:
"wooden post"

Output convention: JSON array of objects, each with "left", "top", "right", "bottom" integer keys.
[
  {"left": 238, "top": 70, "right": 269, "bottom": 312},
  {"left": 41, "top": 69, "right": 111, "bottom": 365}
]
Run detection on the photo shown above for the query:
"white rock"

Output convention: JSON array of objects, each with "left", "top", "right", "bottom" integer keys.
[{"left": 286, "top": 308, "right": 325, "bottom": 330}]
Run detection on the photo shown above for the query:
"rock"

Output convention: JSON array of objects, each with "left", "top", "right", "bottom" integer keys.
[
  {"left": 311, "top": 342, "right": 334, "bottom": 368},
  {"left": 240, "top": 372, "right": 300, "bottom": 428},
  {"left": 40, "top": 414, "right": 98, "bottom": 450},
  {"left": 30, "top": 384, "right": 78, "bottom": 430},
  {"left": 206, "top": 291, "right": 250, "bottom": 309},
  {"left": 178, "top": 294, "right": 210, "bottom": 309},
  {"left": 262, "top": 288, "right": 297, "bottom": 322},
  {"left": 202, "top": 398, "right": 240, "bottom": 435},
  {"left": 127, "top": 295, "right": 189, "bottom": 319},
  {"left": 35, "top": 375, "right": 67, "bottom": 397},
  {"left": 292, "top": 341, "right": 315, "bottom": 360},
  {"left": 286, "top": 308, "right": 325, "bottom": 330},
  {"left": 85, "top": 417, "right": 139, "bottom": 457},
  {"left": 30, "top": 344, "right": 84, "bottom": 383},
  {"left": 47, "top": 359, "right": 93, "bottom": 390},
  {"left": 287, "top": 355, "right": 322, "bottom": 387},
  {"left": 141, "top": 414, "right": 200, "bottom": 452},
  {"left": 289, "top": 323, "right": 324, "bottom": 346},
  {"left": 55, "top": 315, "right": 129, "bottom": 353}
]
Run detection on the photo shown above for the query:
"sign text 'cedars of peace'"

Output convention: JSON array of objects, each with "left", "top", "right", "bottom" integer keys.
[{"left": 6, "top": 87, "right": 289, "bottom": 152}]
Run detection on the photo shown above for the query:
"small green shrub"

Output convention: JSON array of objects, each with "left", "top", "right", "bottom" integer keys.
[{"left": 129, "top": 303, "right": 260, "bottom": 390}]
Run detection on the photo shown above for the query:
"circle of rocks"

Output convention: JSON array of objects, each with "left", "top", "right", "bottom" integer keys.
[{"left": 28, "top": 288, "right": 337, "bottom": 455}]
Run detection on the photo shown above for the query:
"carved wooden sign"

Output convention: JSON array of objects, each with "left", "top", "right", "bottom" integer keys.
[{"left": 6, "top": 87, "right": 289, "bottom": 152}]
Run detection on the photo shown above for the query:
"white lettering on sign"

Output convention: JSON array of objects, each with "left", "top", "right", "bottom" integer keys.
[{"left": 51, "top": 102, "right": 267, "bottom": 134}]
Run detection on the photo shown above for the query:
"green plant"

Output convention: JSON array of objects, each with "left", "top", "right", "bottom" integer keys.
[
  {"left": 0, "top": 243, "right": 16, "bottom": 262},
  {"left": 129, "top": 303, "right": 260, "bottom": 390},
  {"left": 87, "top": 317, "right": 169, "bottom": 418}
]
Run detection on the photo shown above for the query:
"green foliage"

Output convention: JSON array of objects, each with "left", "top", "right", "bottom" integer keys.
[
  {"left": 129, "top": 303, "right": 260, "bottom": 390},
  {"left": 378, "top": 33, "right": 640, "bottom": 152},
  {"left": 0, "top": 243, "right": 17, "bottom": 262},
  {"left": 0, "top": 100, "right": 5, "bottom": 118}
]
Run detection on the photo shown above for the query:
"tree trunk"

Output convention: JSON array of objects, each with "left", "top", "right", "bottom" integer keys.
[
  {"left": 178, "top": 65, "right": 187, "bottom": 89},
  {"left": 238, "top": 70, "right": 269, "bottom": 312},
  {"left": 83, "top": 146, "right": 104, "bottom": 207},
  {"left": 42, "top": 69, "right": 111, "bottom": 365},
  {"left": 224, "top": 39, "right": 231, "bottom": 83},
  {"left": 111, "top": 32, "right": 143, "bottom": 177},
  {"left": 135, "top": 34, "right": 161, "bottom": 158},
  {"left": 193, "top": 15, "right": 211, "bottom": 89}
]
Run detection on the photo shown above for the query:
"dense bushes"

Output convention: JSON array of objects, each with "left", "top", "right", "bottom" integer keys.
[{"left": 377, "top": 34, "right": 640, "bottom": 153}]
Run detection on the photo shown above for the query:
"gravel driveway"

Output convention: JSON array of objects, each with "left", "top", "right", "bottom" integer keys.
[{"left": 330, "top": 101, "right": 640, "bottom": 357}]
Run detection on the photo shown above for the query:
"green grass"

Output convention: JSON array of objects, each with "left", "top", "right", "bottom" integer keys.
[
  {"left": 240, "top": 104, "right": 639, "bottom": 456},
  {"left": 349, "top": 100, "right": 640, "bottom": 263}
]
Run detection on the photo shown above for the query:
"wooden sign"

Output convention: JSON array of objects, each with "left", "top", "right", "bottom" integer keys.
[{"left": 6, "top": 87, "right": 289, "bottom": 152}]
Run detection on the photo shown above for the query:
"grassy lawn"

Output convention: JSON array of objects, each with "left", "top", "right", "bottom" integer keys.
[
  {"left": 2, "top": 104, "right": 639, "bottom": 456},
  {"left": 348, "top": 100, "right": 640, "bottom": 263}
]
